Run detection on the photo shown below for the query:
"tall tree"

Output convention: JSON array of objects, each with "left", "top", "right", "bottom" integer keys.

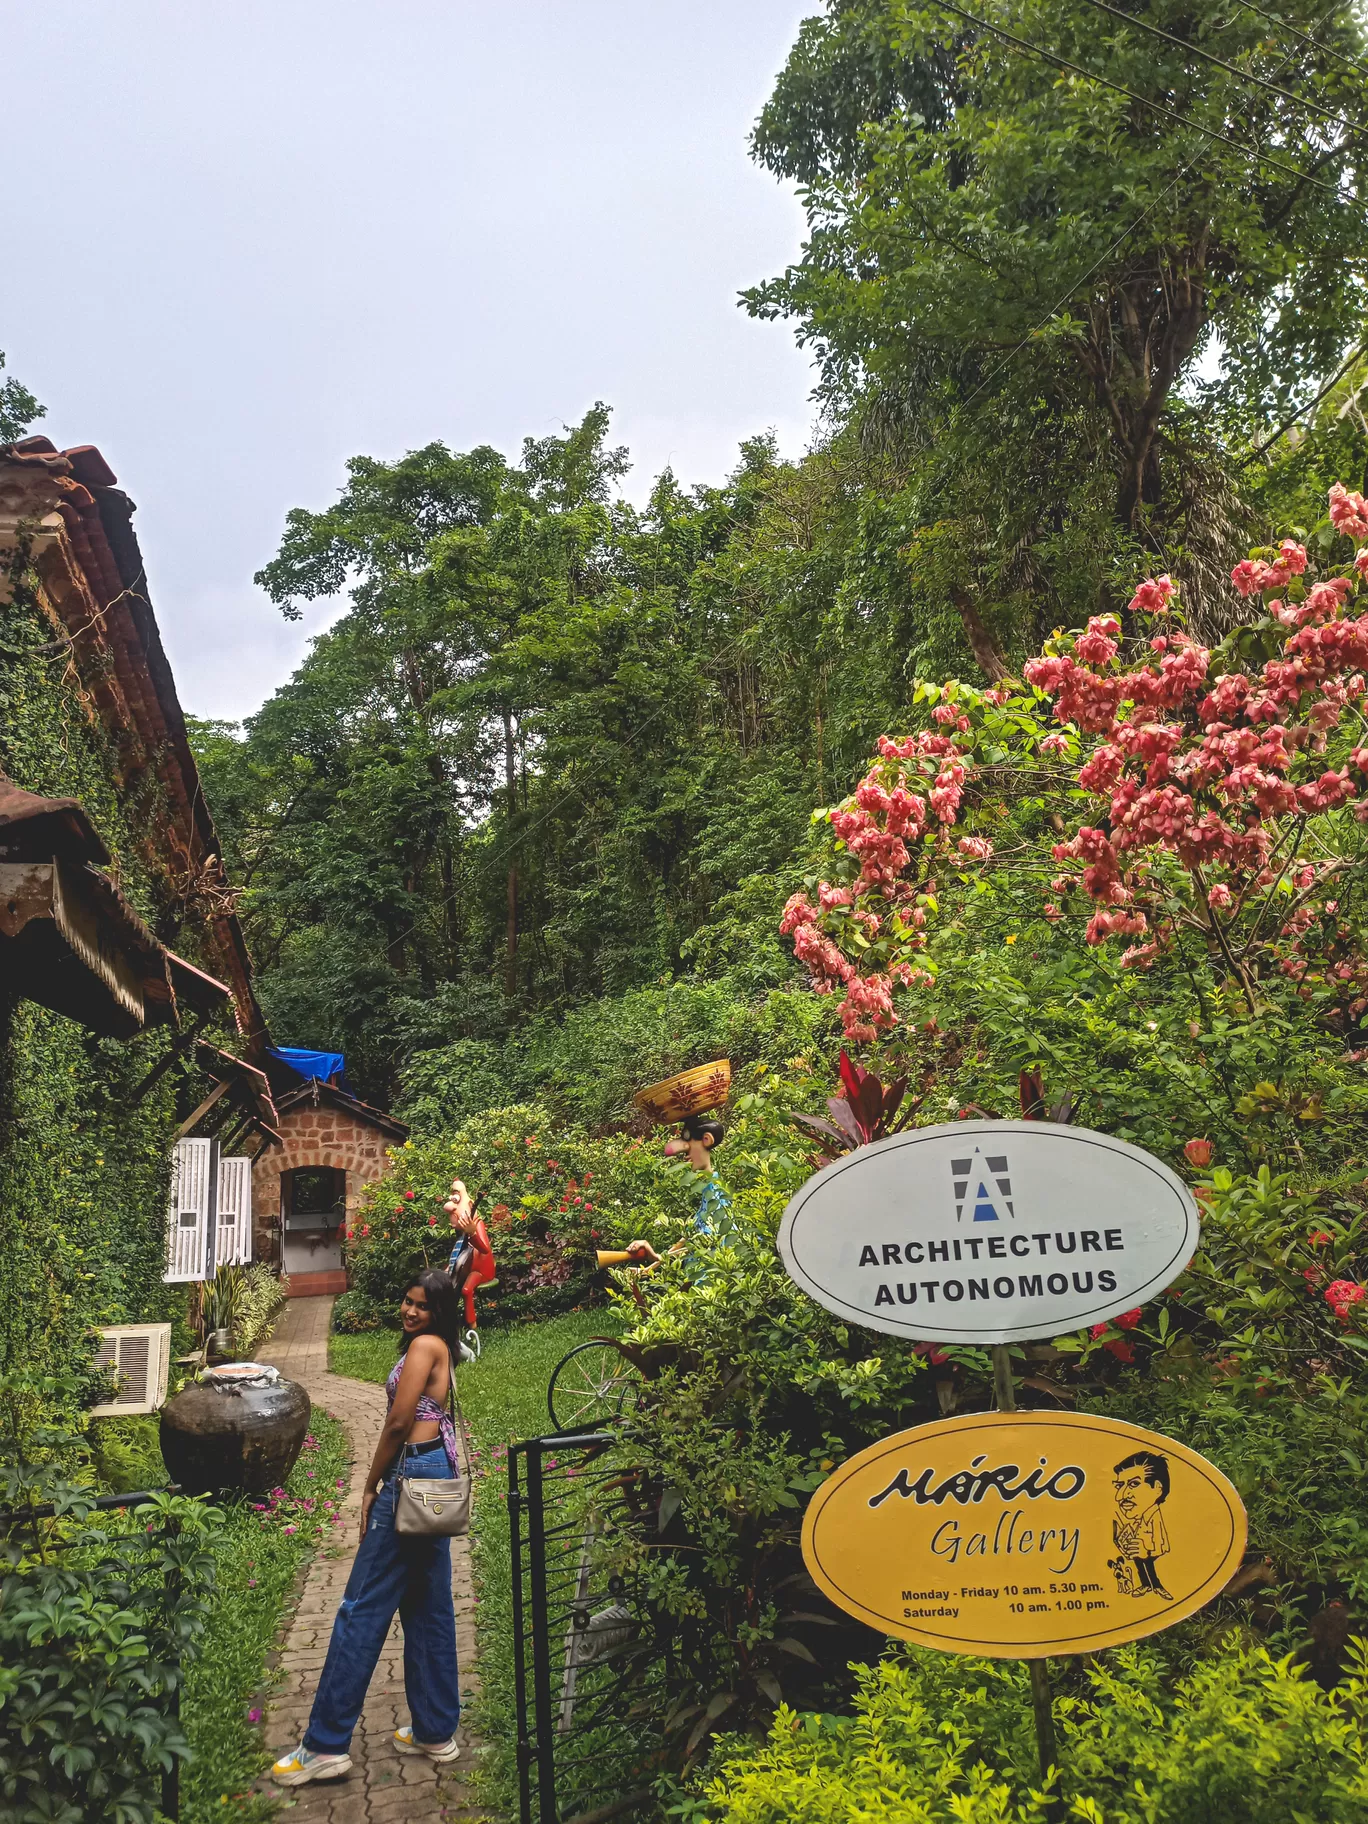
[{"left": 749, "top": 0, "right": 1368, "bottom": 536}]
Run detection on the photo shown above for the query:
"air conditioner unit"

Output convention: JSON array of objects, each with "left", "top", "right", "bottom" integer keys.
[{"left": 90, "top": 1323, "right": 173, "bottom": 1417}]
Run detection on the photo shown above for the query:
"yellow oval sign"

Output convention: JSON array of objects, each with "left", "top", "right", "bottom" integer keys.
[{"left": 802, "top": 1412, "right": 1246, "bottom": 1658}]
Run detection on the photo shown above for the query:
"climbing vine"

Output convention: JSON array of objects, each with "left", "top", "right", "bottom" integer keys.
[{"left": 0, "top": 543, "right": 225, "bottom": 1382}]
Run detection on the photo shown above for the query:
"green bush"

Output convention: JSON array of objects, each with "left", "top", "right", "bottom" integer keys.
[
  {"left": 340, "top": 1102, "right": 700, "bottom": 1330},
  {"left": 330, "top": 1288, "right": 387, "bottom": 1332},
  {"left": 88, "top": 1413, "right": 166, "bottom": 1496},
  {"left": 696, "top": 1641, "right": 1368, "bottom": 1823},
  {"left": 230, "top": 1262, "right": 289, "bottom": 1359},
  {"left": 396, "top": 980, "right": 829, "bottom": 1135},
  {"left": 0, "top": 1371, "right": 222, "bottom": 1824}
]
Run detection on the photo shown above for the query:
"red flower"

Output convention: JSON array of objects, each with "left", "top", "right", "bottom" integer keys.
[
  {"left": 1104, "top": 1338, "right": 1135, "bottom": 1362},
  {"left": 583, "top": 1172, "right": 593, "bottom": 1182},
  {"left": 428, "top": 1215, "right": 438, "bottom": 1227},
  {"left": 404, "top": 1190, "right": 415, "bottom": 1201},
  {"left": 1325, "top": 1279, "right": 1367, "bottom": 1323},
  {"left": 360, "top": 1224, "right": 370, "bottom": 1237},
  {"left": 1308, "top": 1229, "right": 1333, "bottom": 1247},
  {"left": 573, "top": 1196, "right": 583, "bottom": 1206},
  {"left": 584, "top": 1202, "right": 594, "bottom": 1212},
  {"left": 393, "top": 1206, "right": 403, "bottom": 1216},
  {"left": 1115, "top": 1309, "right": 1142, "bottom": 1331},
  {"left": 1183, "top": 1138, "right": 1213, "bottom": 1168}
]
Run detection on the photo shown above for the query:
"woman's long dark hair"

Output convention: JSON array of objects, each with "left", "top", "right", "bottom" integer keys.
[{"left": 397, "top": 1267, "right": 466, "bottom": 1368}]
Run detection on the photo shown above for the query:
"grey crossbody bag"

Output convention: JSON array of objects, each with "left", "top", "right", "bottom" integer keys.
[{"left": 394, "top": 1357, "right": 472, "bottom": 1538}]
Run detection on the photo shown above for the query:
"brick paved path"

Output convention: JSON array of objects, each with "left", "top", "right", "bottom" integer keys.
[{"left": 257, "top": 1298, "right": 483, "bottom": 1822}]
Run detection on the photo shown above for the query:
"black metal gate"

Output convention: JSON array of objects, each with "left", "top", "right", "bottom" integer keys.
[{"left": 509, "top": 1432, "right": 670, "bottom": 1824}]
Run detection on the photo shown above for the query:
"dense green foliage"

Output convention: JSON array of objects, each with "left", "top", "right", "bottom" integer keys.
[
  {"left": 0, "top": 1368, "right": 348, "bottom": 1824},
  {"left": 690, "top": 1643, "right": 1368, "bottom": 1822},
  {"left": 0, "top": 1372, "right": 222, "bottom": 1824},
  {"left": 0, "top": 545, "right": 237, "bottom": 1387},
  {"left": 750, "top": 0, "right": 1368, "bottom": 542},
  {"left": 337, "top": 1104, "right": 701, "bottom": 1331},
  {"left": 193, "top": 0, "right": 1368, "bottom": 1119}
]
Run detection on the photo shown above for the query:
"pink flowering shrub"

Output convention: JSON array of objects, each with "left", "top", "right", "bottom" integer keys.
[
  {"left": 780, "top": 703, "right": 985, "bottom": 1040},
  {"left": 782, "top": 485, "right": 1368, "bottom": 1042}
]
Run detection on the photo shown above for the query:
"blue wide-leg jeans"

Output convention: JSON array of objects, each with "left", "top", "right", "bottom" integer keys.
[{"left": 303, "top": 1440, "right": 460, "bottom": 1753}]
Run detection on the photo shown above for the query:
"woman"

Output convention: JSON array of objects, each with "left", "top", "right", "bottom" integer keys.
[{"left": 270, "top": 1250, "right": 471, "bottom": 1787}]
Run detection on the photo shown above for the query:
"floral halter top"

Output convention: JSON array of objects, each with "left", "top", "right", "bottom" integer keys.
[{"left": 385, "top": 1344, "right": 460, "bottom": 1475}]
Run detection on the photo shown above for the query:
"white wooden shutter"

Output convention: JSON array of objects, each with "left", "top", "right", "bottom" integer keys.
[
  {"left": 90, "top": 1324, "right": 172, "bottom": 1417},
  {"left": 216, "top": 1155, "right": 253, "bottom": 1267},
  {"left": 165, "top": 1137, "right": 214, "bottom": 1282}
]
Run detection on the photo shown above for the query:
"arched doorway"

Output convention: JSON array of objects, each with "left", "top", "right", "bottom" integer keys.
[{"left": 280, "top": 1164, "right": 347, "bottom": 1279}]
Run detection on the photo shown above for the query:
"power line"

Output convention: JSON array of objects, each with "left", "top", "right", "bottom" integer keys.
[
  {"left": 959, "top": 174, "right": 1205, "bottom": 409},
  {"left": 932, "top": 0, "right": 1348, "bottom": 194},
  {"left": 1239, "top": 339, "right": 1366, "bottom": 465},
  {"left": 1237, "top": 0, "right": 1368, "bottom": 81},
  {"left": 957, "top": 0, "right": 1352, "bottom": 410},
  {"left": 1078, "top": 0, "right": 1366, "bottom": 137}
]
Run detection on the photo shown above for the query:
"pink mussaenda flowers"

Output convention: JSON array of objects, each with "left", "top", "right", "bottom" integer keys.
[{"left": 783, "top": 486, "right": 1368, "bottom": 1045}]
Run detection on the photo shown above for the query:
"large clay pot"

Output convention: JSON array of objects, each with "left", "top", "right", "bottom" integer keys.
[{"left": 160, "top": 1364, "right": 311, "bottom": 1495}]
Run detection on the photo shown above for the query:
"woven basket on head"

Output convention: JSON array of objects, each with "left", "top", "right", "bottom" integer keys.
[{"left": 633, "top": 1059, "right": 731, "bottom": 1126}]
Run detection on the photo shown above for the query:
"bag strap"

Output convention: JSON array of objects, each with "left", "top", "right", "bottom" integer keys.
[
  {"left": 395, "top": 1341, "right": 471, "bottom": 1482},
  {"left": 447, "top": 1346, "right": 472, "bottom": 1483}
]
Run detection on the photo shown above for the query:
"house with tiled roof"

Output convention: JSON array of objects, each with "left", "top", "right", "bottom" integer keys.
[{"left": 0, "top": 434, "right": 278, "bottom": 1381}]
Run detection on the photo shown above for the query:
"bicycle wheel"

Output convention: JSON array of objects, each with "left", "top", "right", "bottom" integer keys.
[{"left": 547, "top": 1339, "right": 640, "bottom": 1433}]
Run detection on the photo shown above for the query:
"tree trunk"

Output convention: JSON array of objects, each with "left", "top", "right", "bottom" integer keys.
[
  {"left": 951, "top": 587, "right": 1009, "bottom": 681},
  {"left": 503, "top": 711, "right": 518, "bottom": 998}
]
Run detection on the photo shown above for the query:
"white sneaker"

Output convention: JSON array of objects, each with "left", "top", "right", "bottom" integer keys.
[
  {"left": 394, "top": 1723, "right": 461, "bottom": 1762},
  {"left": 270, "top": 1742, "right": 353, "bottom": 1785}
]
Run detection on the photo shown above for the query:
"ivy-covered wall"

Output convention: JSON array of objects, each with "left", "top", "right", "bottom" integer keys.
[{"left": 0, "top": 547, "right": 221, "bottom": 1377}]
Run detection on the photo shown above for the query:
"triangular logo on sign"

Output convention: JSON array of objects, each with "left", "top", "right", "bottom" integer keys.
[{"left": 951, "top": 1147, "right": 1016, "bottom": 1222}]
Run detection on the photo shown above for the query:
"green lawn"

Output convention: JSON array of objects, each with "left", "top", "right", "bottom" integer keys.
[{"left": 330, "top": 1311, "right": 623, "bottom": 1817}]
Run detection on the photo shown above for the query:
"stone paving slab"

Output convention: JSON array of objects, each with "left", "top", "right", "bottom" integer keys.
[{"left": 256, "top": 1298, "right": 483, "bottom": 1821}]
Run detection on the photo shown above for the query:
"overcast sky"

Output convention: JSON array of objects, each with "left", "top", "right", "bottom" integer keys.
[{"left": 3, "top": 2, "right": 818, "bottom": 721}]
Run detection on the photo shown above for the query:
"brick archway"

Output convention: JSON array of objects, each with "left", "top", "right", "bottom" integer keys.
[{"left": 252, "top": 1088, "right": 407, "bottom": 1296}]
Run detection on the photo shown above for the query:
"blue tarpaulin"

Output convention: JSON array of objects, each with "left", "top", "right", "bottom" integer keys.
[{"left": 269, "top": 1046, "right": 345, "bottom": 1083}]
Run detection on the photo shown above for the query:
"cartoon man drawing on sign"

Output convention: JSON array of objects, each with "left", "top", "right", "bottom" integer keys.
[{"left": 1109, "top": 1451, "right": 1173, "bottom": 1600}]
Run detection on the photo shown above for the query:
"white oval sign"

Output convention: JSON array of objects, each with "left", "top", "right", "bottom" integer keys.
[{"left": 778, "top": 1121, "right": 1198, "bottom": 1344}]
